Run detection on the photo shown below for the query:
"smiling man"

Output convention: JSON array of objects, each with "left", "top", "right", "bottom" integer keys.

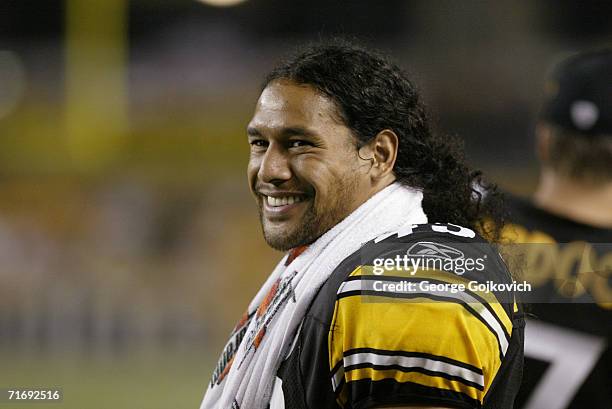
[
  {"left": 247, "top": 79, "right": 389, "bottom": 252},
  {"left": 200, "top": 41, "right": 524, "bottom": 409}
]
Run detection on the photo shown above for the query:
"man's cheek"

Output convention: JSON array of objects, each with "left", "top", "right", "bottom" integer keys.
[{"left": 247, "top": 158, "right": 261, "bottom": 181}]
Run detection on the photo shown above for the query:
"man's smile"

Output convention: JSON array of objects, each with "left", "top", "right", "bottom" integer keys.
[
  {"left": 265, "top": 194, "right": 305, "bottom": 207},
  {"left": 258, "top": 192, "right": 310, "bottom": 220},
  {"left": 246, "top": 80, "right": 372, "bottom": 250}
]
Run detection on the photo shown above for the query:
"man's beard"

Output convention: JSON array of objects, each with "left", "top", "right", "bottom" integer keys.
[{"left": 258, "top": 177, "right": 359, "bottom": 252}]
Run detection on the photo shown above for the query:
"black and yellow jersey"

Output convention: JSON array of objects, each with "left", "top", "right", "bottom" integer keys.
[
  {"left": 271, "top": 223, "right": 524, "bottom": 409},
  {"left": 503, "top": 195, "right": 611, "bottom": 409}
]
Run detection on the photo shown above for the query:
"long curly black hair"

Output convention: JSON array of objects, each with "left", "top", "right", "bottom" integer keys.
[{"left": 263, "top": 39, "right": 504, "bottom": 240}]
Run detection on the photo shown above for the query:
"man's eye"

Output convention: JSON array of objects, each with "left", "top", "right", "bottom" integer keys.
[
  {"left": 289, "top": 140, "right": 311, "bottom": 148},
  {"left": 250, "top": 140, "right": 268, "bottom": 148}
]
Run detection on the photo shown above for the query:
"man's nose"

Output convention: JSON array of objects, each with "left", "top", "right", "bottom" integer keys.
[{"left": 258, "top": 144, "right": 292, "bottom": 184}]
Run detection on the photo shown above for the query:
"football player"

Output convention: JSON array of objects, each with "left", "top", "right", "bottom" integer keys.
[
  {"left": 502, "top": 49, "right": 611, "bottom": 409},
  {"left": 201, "top": 40, "right": 524, "bottom": 409}
]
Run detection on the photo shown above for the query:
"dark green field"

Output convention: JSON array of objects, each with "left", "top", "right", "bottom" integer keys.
[{"left": 0, "top": 348, "right": 213, "bottom": 409}]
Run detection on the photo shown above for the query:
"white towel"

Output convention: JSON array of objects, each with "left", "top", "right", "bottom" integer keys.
[{"left": 200, "top": 182, "right": 427, "bottom": 409}]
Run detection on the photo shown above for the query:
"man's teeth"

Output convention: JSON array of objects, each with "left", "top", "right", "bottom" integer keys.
[{"left": 266, "top": 196, "right": 304, "bottom": 207}]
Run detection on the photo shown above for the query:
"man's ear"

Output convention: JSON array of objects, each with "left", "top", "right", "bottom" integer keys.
[
  {"left": 358, "top": 129, "right": 398, "bottom": 181},
  {"left": 536, "top": 122, "right": 552, "bottom": 163}
]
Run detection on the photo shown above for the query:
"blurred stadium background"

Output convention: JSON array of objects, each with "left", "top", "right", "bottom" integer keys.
[{"left": 0, "top": 1, "right": 611, "bottom": 408}]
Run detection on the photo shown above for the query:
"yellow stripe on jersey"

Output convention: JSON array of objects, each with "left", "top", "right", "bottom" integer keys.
[{"left": 345, "top": 367, "right": 481, "bottom": 402}]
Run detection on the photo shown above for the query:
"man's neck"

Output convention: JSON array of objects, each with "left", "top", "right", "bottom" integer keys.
[{"left": 533, "top": 170, "right": 612, "bottom": 228}]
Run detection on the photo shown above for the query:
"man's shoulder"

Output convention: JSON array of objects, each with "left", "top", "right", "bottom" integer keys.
[
  {"left": 284, "top": 223, "right": 521, "bottom": 409},
  {"left": 306, "top": 223, "right": 512, "bottom": 324},
  {"left": 323, "top": 223, "right": 521, "bottom": 409}
]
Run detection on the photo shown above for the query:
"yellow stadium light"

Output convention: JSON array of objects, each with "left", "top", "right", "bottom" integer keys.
[{"left": 197, "top": 0, "right": 248, "bottom": 7}]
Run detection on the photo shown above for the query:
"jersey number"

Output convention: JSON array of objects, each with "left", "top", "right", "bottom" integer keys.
[{"left": 522, "top": 319, "right": 606, "bottom": 409}]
